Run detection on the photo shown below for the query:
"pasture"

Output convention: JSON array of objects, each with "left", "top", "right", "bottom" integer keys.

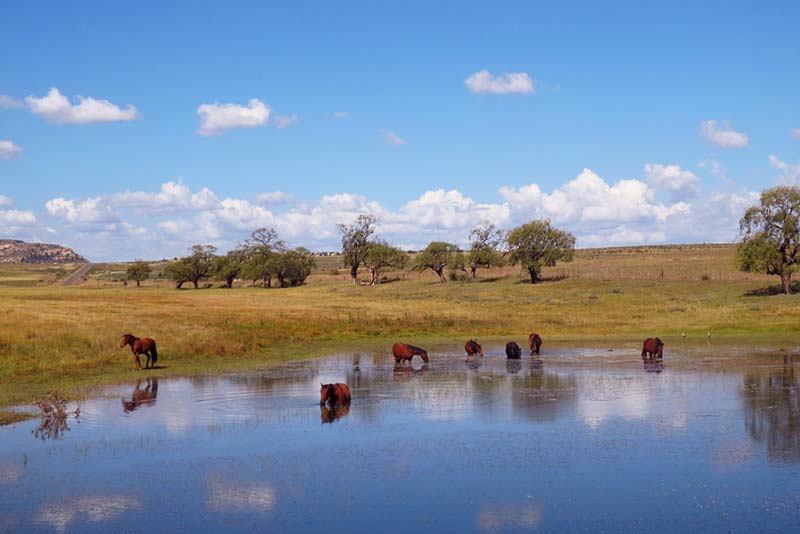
[{"left": 0, "top": 244, "right": 797, "bottom": 413}]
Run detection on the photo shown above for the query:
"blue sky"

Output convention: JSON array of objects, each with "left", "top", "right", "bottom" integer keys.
[{"left": 1, "top": 1, "right": 799, "bottom": 260}]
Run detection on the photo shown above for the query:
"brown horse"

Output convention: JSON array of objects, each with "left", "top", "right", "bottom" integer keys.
[
  {"left": 528, "top": 333, "right": 543, "bottom": 355},
  {"left": 120, "top": 334, "right": 158, "bottom": 370},
  {"left": 320, "top": 383, "right": 351, "bottom": 405},
  {"left": 641, "top": 337, "right": 664, "bottom": 359},
  {"left": 392, "top": 343, "right": 429, "bottom": 364},
  {"left": 465, "top": 339, "right": 483, "bottom": 357},
  {"left": 506, "top": 341, "right": 522, "bottom": 359},
  {"left": 121, "top": 378, "right": 158, "bottom": 413}
]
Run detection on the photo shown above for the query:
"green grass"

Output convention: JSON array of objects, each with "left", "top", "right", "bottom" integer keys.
[{"left": 0, "top": 244, "right": 797, "bottom": 413}]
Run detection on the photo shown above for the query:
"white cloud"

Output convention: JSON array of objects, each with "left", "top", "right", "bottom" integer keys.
[
  {"left": 112, "top": 180, "right": 218, "bottom": 213},
  {"left": 791, "top": 128, "right": 800, "bottom": 140},
  {"left": 699, "top": 120, "right": 749, "bottom": 148},
  {"left": 380, "top": 129, "right": 406, "bottom": 146},
  {"left": 770, "top": 155, "right": 800, "bottom": 184},
  {"left": 255, "top": 191, "right": 295, "bottom": 206},
  {"left": 644, "top": 163, "right": 700, "bottom": 200},
  {"left": 465, "top": 70, "right": 534, "bottom": 94},
  {"left": 0, "top": 209, "right": 36, "bottom": 226},
  {"left": 0, "top": 195, "right": 13, "bottom": 207},
  {"left": 196, "top": 98, "right": 271, "bottom": 136},
  {"left": 0, "top": 95, "right": 24, "bottom": 109},
  {"left": 273, "top": 114, "right": 298, "bottom": 129},
  {"left": 0, "top": 140, "right": 22, "bottom": 160},
  {"left": 25, "top": 87, "right": 139, "bottom": 124},
  {"left": 331, "top": 111, "right": 350, "bottom": 119},
  {"left": 45, "top": 197, "right": 119, "bottom": 224}
]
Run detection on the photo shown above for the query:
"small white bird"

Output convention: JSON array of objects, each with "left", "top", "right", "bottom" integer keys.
[
  {"left": 707, "top": 332, "right": 711, "bottom": 338},
  {"left": 682, "top": 332, "right": 686, "bottom": 339}
]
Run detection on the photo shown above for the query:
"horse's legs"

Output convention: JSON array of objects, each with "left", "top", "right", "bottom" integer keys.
[
  {"left": 134, "top": 352, "right": 142, "bottom": 370},
  {"left": 145, "top": 352, "right": 151, "bottom": 369}
]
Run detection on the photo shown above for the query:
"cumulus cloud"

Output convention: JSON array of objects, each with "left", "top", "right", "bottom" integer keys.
[
  {"left": 25, "top": 87, "right": 139, "bottom": 124},
  {"left": 380, "top": 129, "right": 406, "bottom": 146},
  {"left": 770, "top": 155, "right": 800, "bottom": 184},
  {"left": 644, "top": 163, "right": 700, "bottom": 200},
  {"left": 699, "top": 120, "right": 749, "bottom": 148},
  {"left": 111, "top": 180, "right": 218, "bottom": 213},
  {"left": 0, "top": 209, "right": 36, "bottom": 226},
  {"left": 45, "top": 197, "right": 119, "bottom": 224},
  {"left": 196, "top": 98, "right": 271, "bottom": 136},
  {"left": 255, "top": 191, "right": 295, "bottom": 206},
  {"left": 465, "top": 70, "right": 534, "bottom": 94},
  {"left": 0, "top": 95, "right": 24, "bottom": 109},
  {"left": 0, "top": 140, "right": 22, "bottom": 160}
]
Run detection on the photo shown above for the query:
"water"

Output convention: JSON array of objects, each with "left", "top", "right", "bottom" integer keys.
[{"left": 1, "top": 344, "right": 798, "bottom": 533}]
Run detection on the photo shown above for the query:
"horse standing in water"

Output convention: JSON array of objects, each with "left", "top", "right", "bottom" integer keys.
[
  {"left": 464, "top": 339, "right": 483, "bottom": 357},
  {"left": 320, "top": 383, "right": 351, "bottom": 406},
  {"left": 120, "top": 334, "right": 158, "bottom": 370},
  {"left": 529, "top": 333, "right": 543, "bottom": 356},
  {"left": 506, "top": 341, "right": 522, "bottom": 359},
  {"left": 641, "top": 337, "right": 664, "bottom": 359},
  {"left": 392, "top": 343, "right": 429, "bottom": 365}
]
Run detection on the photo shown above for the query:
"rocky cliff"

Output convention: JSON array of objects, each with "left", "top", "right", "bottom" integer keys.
[{"left": 0, "top": 239, "right": 87, "bottom": 264}]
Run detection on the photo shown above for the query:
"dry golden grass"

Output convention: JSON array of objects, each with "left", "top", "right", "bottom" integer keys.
[{"left": 0, "top": 244, "right": 796, "bottom": 411}]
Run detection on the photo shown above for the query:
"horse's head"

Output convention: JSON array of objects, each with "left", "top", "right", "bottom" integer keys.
[
  {"left": 120, "top": 334, "right": 134, "bottom": 348},
  {"left": 420, "top": 350, "right": 429, "bottom": 363},
  {"left": 655, "top": 337, "right": 664, "bottom": 347},
  {"left": 320, "top": 383, "right": 333, "bottom": 405}
]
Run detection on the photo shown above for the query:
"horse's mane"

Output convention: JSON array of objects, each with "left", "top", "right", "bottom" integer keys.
[{"left": 407, "top": 345, "right": 426, "bottom": 354}]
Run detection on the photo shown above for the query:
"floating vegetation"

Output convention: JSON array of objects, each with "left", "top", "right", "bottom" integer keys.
[{"left": 31, "top": 391, "right": 79, "bottom": 440}]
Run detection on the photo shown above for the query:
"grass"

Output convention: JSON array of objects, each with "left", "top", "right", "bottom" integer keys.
[{"left": 0, "top": 244, "right": 797, "bottom": 414}]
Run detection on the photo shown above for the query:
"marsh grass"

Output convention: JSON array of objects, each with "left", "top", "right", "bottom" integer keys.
[{"left": 1, "top": 244, "right": 797, "bottom": 412}]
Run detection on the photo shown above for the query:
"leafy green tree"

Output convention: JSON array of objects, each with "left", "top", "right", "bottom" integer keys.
[
  {"left": 463, "top": 220, "right": 505, "bottom": 282},
  {"left": 737, "top": 185, "right": 800, "bottom": 294},
  {"left": 277, "top": 247, "right": 316, "bottom": 287},
  {"left": 413, "top": 241, "right": 460, "bottom": 283},
  {"left": 164, "top": 260, "right": 193, "bottom": 289},
  {"left": 213, "top": 248, "right": 247, "bottom": 288},
  {"left": 126, "top": 261, "right": 151, "bottom": 287},
  {"left": 337, "top": 214, "right": 377, "bottom": 284},
  {"left": 240, "top": 253, "right": 275, "bottom": 287},
  {"left": 239, "top": 227, "right": 286, "bottom": 287},
  {"left": 363, "top": 241, "right": 408, "bottom": 285},
  {"left": 506, "top": 220, "right": 575, "bottom": 284},
  {"left": 170, "top": 244, "right": 217, "bottom": 289}
]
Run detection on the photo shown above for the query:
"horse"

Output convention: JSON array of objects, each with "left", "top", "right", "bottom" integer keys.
[
  {"left": 464, "top": 339, "right": 483, "bottom": 357},
  {"left": 320, "top": 403, "right": 351, "bottom": 424},
  {"left": 506, "top": 341, "right": 522, "bottom": 359},
  {"left": 120, "top": 334, "right": 158, "bottom": 370},
  {"left": 528, "top": 333, "right": 543, "bottom": 355},
  {"left": 392, "top": 343, "right": 429, "bottom": 365},
  {"left": 121, "top": 378, "right": 158, "bottom": 413},
  {"left": 641, "top": 337, "right": 664, "bottom": 359},
  {"left": 320, "top": 383, "right": 351, "bottom": 406}
]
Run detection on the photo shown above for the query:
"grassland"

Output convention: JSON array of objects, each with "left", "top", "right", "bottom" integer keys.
[{"left": 1, "top": 244, "right": 798, "bottom": 416}]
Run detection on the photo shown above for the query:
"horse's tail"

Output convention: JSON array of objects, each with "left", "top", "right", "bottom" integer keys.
[{"left": 151, "top": 342, "right": 158, "bottom": 365}]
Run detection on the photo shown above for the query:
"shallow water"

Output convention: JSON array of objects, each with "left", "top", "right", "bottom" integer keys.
[{"left": 1, "top": 344, "right": 799, "bottom": 533}]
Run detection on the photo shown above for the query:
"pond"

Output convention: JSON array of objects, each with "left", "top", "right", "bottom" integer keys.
[{"left": 1, "top": 344, "right": 799, "bottom": 532}]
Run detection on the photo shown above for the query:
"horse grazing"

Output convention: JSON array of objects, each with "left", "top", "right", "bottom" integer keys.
[
  {"left": 529, "top": 333, "right": 543, "bottom": 355},
  {"left": 506, "top": 341, "right": 522, "bottom": 359},
  {"left": 320, "top": 383, "right": 351, "bottom": 406},
  {"left": 641, "top": 337, "right": 664, "bottom": 359},
  {"left": 465, "top": 339, "right": 483, "bottom": 357},
  {"left": 120, "top": 334, "right": 158, "bottom": 370},
  {"left": 121, "top": 378, "right": 158, "bottom": 413},
  {"left": 392, "top": 343, "right": 429, "bottom": 365}
]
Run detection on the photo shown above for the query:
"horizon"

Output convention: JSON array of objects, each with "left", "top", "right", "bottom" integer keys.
[{"left": 1, "top": 1, "right": 799, "bottom": 261}]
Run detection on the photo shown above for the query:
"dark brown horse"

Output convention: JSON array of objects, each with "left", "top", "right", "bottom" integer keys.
[
  {"left": 528, "top": 333, "right": 543, "bottom": 355},
  {"left": 641, "top": 337, "right": 664, "bottom": 359},
  {"left": 320, "top": 383, "right": 351, "bottom": 405},
  {"left": 392, "top": 343, "right": 429, "bottom": 364},
  {"left": 506, "top": 341, "right": 522, "bottom": 359},
  {"left": 120, "top": 334, "right": 158, "bottom": 370},
  {"left": 464, "top": 339, "right": 483, "bottom": 357},
  {"left": 121, "top": 378, "right": 158, "bottom": 413},
  {"left": 320, "top": 403, "right": 351, "bottom": 424}
]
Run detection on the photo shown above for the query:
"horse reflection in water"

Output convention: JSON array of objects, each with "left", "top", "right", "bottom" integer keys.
[
  {"left": 464, "top": 356, "right": 482, "bottom": 372},
  {"left": 643, "top": 359, "right": 664, "bottom": 373},
  {"left": 320, "top": 403, "right": 351, "bottom": 424},
  {"left": 506, "top": 359, "right": 522, "bottom": 375},
  {"left": 122, "top": 378, "right": 159, "bottom": 413},
  {"left": 392, "top": 363, "right": 429, "bottom": 381}
]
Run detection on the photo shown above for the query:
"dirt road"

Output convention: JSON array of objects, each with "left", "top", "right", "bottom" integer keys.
[{"left": 61, "top": 263, "right": 93, "bottom": 286}]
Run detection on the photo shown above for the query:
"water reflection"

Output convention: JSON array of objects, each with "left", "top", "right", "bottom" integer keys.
[
  {"left": 643, "top": 358, "right": 664, "bottom": 373},
  {"left": 122, "top": 378, "right": 158, "bottom": 413},
  {"left": 464, "top": 356, "right": 482, "bottom": 372},
  {"left": 34, "top": 496, "right": 141, "bottom": 532},
  {"left": 206, "top": 481, "right": 275, "bottom": 513},
  {"left": 320, "top": 403, "right": 350, "bottom": 424},
  {"left": 392, "top": 363, "right": 429, "bottom": 381},
  {"left": 506, "top": 359, "right": 522, "bottom": 374},
  {"left": 742, "top": 362, "right": 800, "bottom": 462}
]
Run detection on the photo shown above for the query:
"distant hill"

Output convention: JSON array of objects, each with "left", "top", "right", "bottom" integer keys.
[{"left": 0, "top": 239, "right": 87, "bottom": 264}]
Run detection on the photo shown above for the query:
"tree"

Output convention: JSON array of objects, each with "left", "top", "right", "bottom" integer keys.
[
  {"left": 173, "top": 244, "right": 217, "bottom": 289},
  {"left": 164, "top": 260, "right": 193, "bottom": 289},
  {"left": 240, "top": 253, "right": 274, "bottom": 287},
  {"left": 737, "top": 185, "right": 800, "bottom": 294},
  {"left": 126, "top": 261, "right": 151, "bottom": 287},
  {"left": 506, "top": 220, "right": 575, "bottom": 284},
  {"left": 413, "top": 241, "right": 460, "bottom": 283},
  {"left": 337, "top": 214, "right": 377, "bottom": 284},
  {"left": 240, "top": 227, "right": 286, "bottom": 288},
  {"left": 213, "top": 248, "right": 247, "bottom": 288},
  {"left": 363, "top": 242, "right": 408, "bottom": 285},
  {"left": 463, "top": 220, "right": 505, "bottom": 282},
  {"left": 277, "top": 247, "right": 316, "bottom": 287}
]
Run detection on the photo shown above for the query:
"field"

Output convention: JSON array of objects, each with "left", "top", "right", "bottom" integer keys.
[{"left": 1, "top": 244, "right": 798, "bottom": 419}]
